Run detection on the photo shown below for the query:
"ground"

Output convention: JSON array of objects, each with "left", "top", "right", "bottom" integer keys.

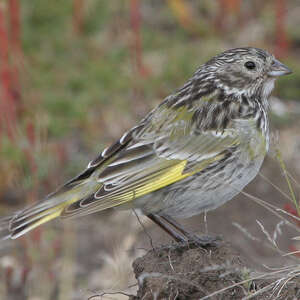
[{"left": 130, "top": 241, "right": 300, "bottom": 299}]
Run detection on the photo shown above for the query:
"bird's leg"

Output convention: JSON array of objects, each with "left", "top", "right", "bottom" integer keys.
[
  {"left": 147, "top": 213, "right": 187, "bottom": 243},
  {"left": 160, "top": 215, "right": 221, "bottom": 247},
  {"left": 160, "top": 215, "right": 191, "bottom": 236}
]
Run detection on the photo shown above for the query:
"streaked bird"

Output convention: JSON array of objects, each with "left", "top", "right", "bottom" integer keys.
[{"left": 0, "top": 47, "right": 292, "bottom": 244}]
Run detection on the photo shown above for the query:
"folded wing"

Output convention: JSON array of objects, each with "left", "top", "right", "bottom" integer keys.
[{"left": 61, "top": 101, "right": 240, "bottom": 218}]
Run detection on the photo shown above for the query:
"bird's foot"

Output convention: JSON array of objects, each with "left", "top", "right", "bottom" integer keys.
[{"left": 185, "top": 234, "right": 222, "bottom": 248}]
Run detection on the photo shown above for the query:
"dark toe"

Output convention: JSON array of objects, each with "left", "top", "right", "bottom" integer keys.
[{"left": 187, "top": 234, "right": 222, "bottom": 248}]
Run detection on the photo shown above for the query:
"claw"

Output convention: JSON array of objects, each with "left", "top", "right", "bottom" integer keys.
[
  {"left": 186, "top": 234, "right": 222, "bottom": 248},
  {"left": 147, "top": 213, "right": 222, "bottom": 248}
]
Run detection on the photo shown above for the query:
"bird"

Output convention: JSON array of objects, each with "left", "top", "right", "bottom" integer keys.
[{"left": 0, "top": 47, "right": 292, "bottom": 244}]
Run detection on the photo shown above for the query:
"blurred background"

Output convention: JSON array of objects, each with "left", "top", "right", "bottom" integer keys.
[{"left": 0, "top": 1, "right": 300, "bottom": 299}]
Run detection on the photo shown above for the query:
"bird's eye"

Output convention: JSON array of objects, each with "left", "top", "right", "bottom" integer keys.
[{"left": 244, "top": 61, "right": 256, "bottom": 70}]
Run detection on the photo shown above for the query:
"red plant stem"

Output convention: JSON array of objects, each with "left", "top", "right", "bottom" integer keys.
[
  {"left": 226, "top": 0, "right": 241, "bottom": 14},
  {"left": 215, "top": 0, "right": 228, "bottom": 33},
  {"left": 0, "top": 8, "right": 16, "bottom": 141},
  {"left": 275, "top": 0, "right": 289, "bottom": 58},
  {"left": 284, "top": 204, "right": 300, "bottom": 227},
  {"left": 73, "top": 0, "right": 84, "bottom": 34},
  {"left": 130, "top": 0, "right": 148, "bottom": 77},
  {"left": 8, "top": 0, "right": 21, "bottom": 54},
  {"left": 215, "top": 0, "right": 242, "bottom": 32},
  {"left": 9, "top": 0, "right": 23, "bottom": 114}
]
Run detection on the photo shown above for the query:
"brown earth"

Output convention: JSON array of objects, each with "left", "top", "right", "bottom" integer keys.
[{"left": 129, "top": 240, "right": 300, "bottom": 300}]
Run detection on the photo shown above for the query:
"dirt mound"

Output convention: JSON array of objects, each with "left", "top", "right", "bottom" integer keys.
[{"left": 130, "top": 240, "right": 299, "bottom": 299}]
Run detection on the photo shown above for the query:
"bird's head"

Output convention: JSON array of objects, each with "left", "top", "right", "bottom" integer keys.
[{"left": 204, "top": 47, "right": 292, "bottom": 99}]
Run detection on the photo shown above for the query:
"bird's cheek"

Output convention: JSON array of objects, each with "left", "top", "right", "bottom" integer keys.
[{"left": 262, "top": 79, "right": 275, "bottom": 99}]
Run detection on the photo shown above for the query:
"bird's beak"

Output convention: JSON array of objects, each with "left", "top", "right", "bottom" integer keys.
[{"left": 268, "top": 58, "right": 292, "bottom": 77}]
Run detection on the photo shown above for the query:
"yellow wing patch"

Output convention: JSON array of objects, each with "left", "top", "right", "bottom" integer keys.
[
  {"left": 119, "top": 153, "right": 225, "bottom": 202},
  {"left": 96, "top": 153, "right": 226, "bottom": 208},
  {"left": 112, "top": 160, "right": 189, "bottom": 202}
]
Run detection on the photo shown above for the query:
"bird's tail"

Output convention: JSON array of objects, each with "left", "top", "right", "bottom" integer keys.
[{"left": 0, "top": 178, "right": 101, "bottom": 240}]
